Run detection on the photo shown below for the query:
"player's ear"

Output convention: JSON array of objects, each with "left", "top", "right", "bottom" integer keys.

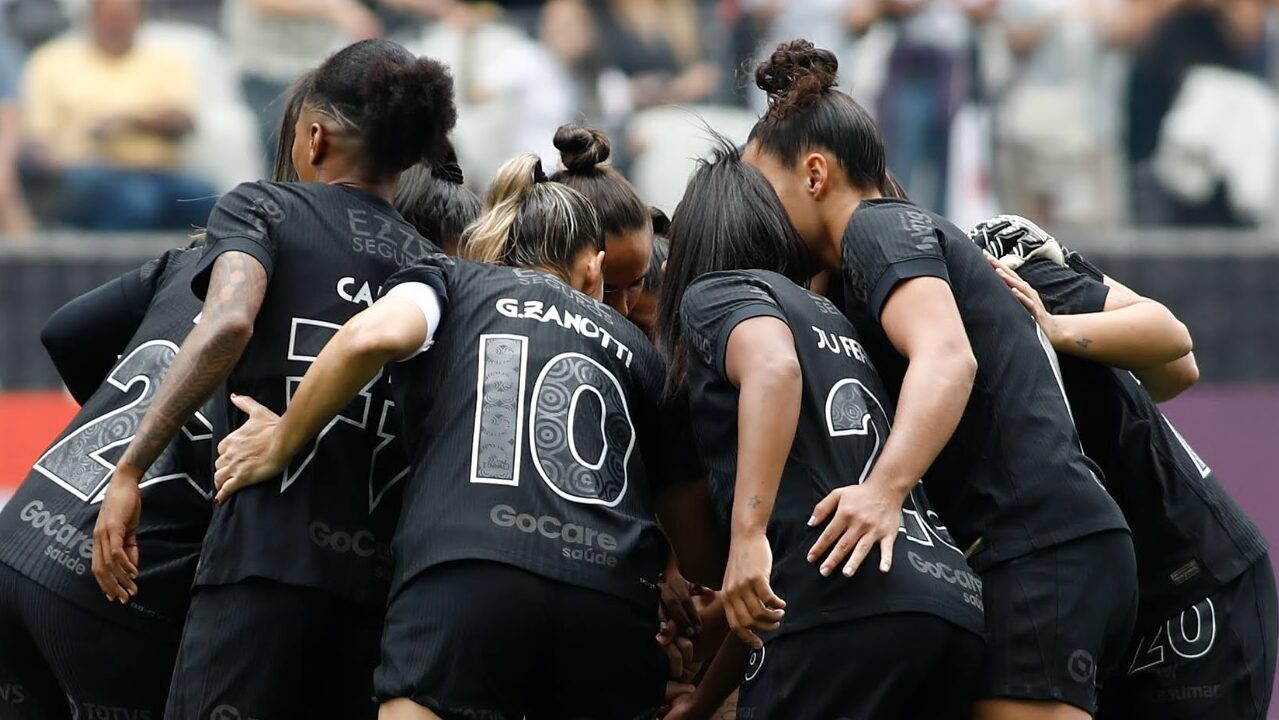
[
  {"left": 308, "top": 122, "right": 327, "bottom": 167},
  {"left": 805, "top": 153, "right": 829, "bottom": 200},
  {"left": 583, "top": 250, "right": 605, "bottom": 301}
]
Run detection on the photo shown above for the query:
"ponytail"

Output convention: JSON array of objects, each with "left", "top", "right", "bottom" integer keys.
[{"left": 462, "top": 154, "right": 603, "bottom": 271}]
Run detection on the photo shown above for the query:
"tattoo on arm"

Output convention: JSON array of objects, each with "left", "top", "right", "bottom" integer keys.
[
  {"left": 118, "top": 251, "right": 267, "bottom": 475},
  {"left": 748, "top": 495, "right": 761, "bottom": 509},
  {"left": 1076, "top": 337, "right": 1093, "bottom": 349}
]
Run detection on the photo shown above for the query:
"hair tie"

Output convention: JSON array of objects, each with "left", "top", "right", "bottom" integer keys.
[
  {"left": 533, "top": 161, "right": 548, "bottom": 184},
  {"left": 432, "top": 161, "right": 465, "bottom": 186}
]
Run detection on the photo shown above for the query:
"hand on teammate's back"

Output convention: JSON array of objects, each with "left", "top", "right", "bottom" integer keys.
[
  {"left": 92, "top": 473, "right": 142, "bottom": 604},
  {"left": 213, "top": 394, "right": 289, "bottom": 503},
  {"left": 721, "top": 532, "right": 785, "bottom": 649},
  {"left": 985, "top": 254, "right": 1060, "bottom": 340},
  {"left": 807, "top": 483, "right": 903, "bottom": 578}
]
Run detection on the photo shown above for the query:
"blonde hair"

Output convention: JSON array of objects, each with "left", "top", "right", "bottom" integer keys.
[{"left": 462, "top": 154, "right": 604, "bottom": 270}]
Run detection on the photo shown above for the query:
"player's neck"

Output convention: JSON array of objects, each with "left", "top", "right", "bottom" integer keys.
[{"left": 312, "top": 166, "right": 398, "bottom": 204}]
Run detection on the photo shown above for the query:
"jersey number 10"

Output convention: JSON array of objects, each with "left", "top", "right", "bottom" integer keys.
[{"left": 470, "top": 334, "right": 636, "bottom": 507}]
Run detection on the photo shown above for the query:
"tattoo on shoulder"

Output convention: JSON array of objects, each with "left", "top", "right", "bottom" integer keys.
[
  {"left": 748, "top": 495, "right": 761, "bottom": 509},
  {"left": 1076, "top": 337, "right": 1093, "bottom": 349}
]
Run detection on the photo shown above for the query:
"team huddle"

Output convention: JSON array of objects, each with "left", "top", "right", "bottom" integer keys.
[{"left": 0, "top": 35, "right": 1273, "bottom": 720}]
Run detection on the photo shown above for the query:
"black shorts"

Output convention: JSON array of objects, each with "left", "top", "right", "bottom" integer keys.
[
  {"left": 978, "top": 529, "right": 1139, "bottom": 713},
  {"left": 165, "top": 578, "right": 382, "bottom": 720},
  {"left": 0, "top": 561, "right": 179, "bottom": 720},
  {"left": 1097, "top": 555, "right": 1278, "bottom": 720},
  {"left": 374, "top": 560, "right": 666, "bottom": 720},
  {"left": 736, "top": 613, "right": 984, "bottom": 720}
]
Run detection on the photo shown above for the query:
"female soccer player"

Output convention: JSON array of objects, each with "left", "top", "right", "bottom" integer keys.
[
  {"left": 972, "top": 215, "right": 1276, "bottom": 720},
  {"left": 92, "top": 38, "right": 457, "bottom": 718},
  {"left": 628, "top": 207, "right": 670, "bottom": 339},
  {"left": 741, "top": 40, "right": 1136, "bottom": 720},
  {"left": 212, "top": 153, "right": 723, "bottom": 720},
  {"left": 656, "top": 142, "right": 984, "bottom": 720},
  {"left": 550, "top": 124, "right": 654, "bottom": 317}
]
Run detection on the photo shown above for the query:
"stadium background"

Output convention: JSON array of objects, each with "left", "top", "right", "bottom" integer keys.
[{"left": 0, "top": 0, "right": 1276, "bottom": 709}]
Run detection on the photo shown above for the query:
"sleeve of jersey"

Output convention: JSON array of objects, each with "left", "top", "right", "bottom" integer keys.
[
  {"left": 846, "top": 205, "right": 950, "bottom": 322},
  {"left": 190, "top": 182, "right": 281, "bottom": 299},
  {"left": 380, "top": 256, "right": 452, "bottom": 312},
  {"left": 1016, "top": 258, "right": 1110, "bottom": 315},
  {"left": 680, "top": 272, "right": 786, "bottom": 378}
]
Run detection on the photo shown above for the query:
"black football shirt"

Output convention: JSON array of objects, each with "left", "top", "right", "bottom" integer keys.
[
  {"left": 190, "top": 181, "right": 432, "bottom": 607},
  {"left": 1018, "top": 258, "right": 1268, "bottom": 625},
  {"left": 680, "top": 270, "right": 985, "bottom": 638},
  {"left": 380, "top": 257, "right": 675, "bottom": 609},
  {"left": 839, "top": 199, "right": 1127, "bottom": 571},
  {"left": 0, "top": 247, "right": 214, "bottom": 633}
]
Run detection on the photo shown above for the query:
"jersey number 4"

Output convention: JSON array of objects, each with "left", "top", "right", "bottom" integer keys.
[
  {"left": 34, "top": 340, "right": 214, "bottom": 503},
  {"left": 470, "top": 334, "right": 635, "bottom": 507}
]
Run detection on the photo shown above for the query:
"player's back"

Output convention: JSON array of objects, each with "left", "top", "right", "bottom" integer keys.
[
  {"left": 1016, "top": 258, "right": 1268, "bottom": 624},
  {"left": 190, "top": 180, "right": 433, "bottom": 607},
  {"left": 681, "top": 269, "right": 984, "bottom": 638},
  {"left": 385, "top": 257, "right": 673, "bottom": 608},
  {"left": 840, "top": 199, "right": 1128, "bottom": 570},
  {"left": 0, "top": 247, "right": 212, "bottom": 632}
]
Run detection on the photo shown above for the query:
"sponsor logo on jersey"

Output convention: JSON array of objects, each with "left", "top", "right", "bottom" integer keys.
[
  {"left": 348, "top": 208, "right": 434, "bottom": 267},
  {"left": 18, "top": 500, "right": 93, "bottom": 575},
  {"left": 906, "top": 550, "right": 983, "bottom": 611},
  {"left": 67, "top": 696, "right": 154, "bottom": 720},
  {"left": 0, "top": 683, "right": 25, "bottom": 704},
  {"left": 308, "top": 522, "right": 391, "bottom": 571},
  {"left": 1067, "top": 649, "right": 1096, "bottom": 684},
  {"left": 495, "top": 299, "right": 634, "bottom": 368},
  {"left": 489, "top": 504, "right": 619, "bottom": 567},
  {"left": 210, "top": 704, "right": 264, "bottom": 720}
]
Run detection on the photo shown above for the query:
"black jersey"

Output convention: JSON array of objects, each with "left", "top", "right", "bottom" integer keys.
[
  {"left": 190, "top": 181, "right": 430, "bottom": 607},
  {"left": 1018, "top": 259, "right": 1268, "bottom": 625},
  {"left": 680, "top": 270, "right": 985, "bottom": 638},
  {"left": 839, "top": 199, "right": 1127, "bottom": 571},
  {"left": 0, "top": 247, "right": 213, "bottom": 634},
  {"left": 380, "top": 256, "right": 675, "bottom": 609}
]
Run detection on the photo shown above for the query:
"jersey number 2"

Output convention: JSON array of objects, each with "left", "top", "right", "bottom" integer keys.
[{"left": 471, "top": 334, "right": 635, "bottom": 507}]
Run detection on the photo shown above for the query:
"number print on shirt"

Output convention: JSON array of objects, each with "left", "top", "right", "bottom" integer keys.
[
  {"left": 823, "top": 378, "right": 957, "bottom": 551},
  {"left": 471, "top": 334, "right": 636, "bottom": 506},
  {"left": 1129, "top": 598, "right": 1217, "bottom": 673},
  {"left": 283, "top": 318, "right": 406, "bottom": 511},
  {"left": 34, "top": 340, "right": 213, "bottom": 502}
]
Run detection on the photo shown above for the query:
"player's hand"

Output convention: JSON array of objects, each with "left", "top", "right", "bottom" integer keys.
[
  {"left": 92, "top": 472, "right": 141, "bottom": 603},
  {"left": 658, "top": 565, "right": 703, "bottom": 641},
  {"left": 986, "top": 254, "right": 1064, "bottom": 344},
  {"left": 662, "top": 634, "right": 700, "bottom": 682},
  {"left": 214, "top": 394, "right": 287, "bottom": 503},
  {"left": 722, "top": 531, "right": 785, "bottom": 649},
  {"left": 808, "top": 483, "right": 902, "bottom": 578}
]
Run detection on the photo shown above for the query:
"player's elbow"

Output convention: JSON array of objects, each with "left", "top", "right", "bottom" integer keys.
[
  {"left": 751, "top": 352, "right": 803, "bottom": 394},
  {"left": 342, "top": 312, "right": 416, "bottom": 363},
  {"left": 934, "top": 337, "right": 978, "bottom": 394},
  {"left": 210, "top": 312, "right": 255, "bottom": 345}
]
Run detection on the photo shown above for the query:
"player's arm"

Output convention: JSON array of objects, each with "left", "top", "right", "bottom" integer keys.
[
  {"left": 717, "top": 315, "right": 798, "bottom": 647},
  {"left": 213, "top": 292, "right": 429, "bottom": 501},
  {"left": 809, "top": 277, "right": 975, "bottom": 577},
  {"left": 665, "top": 634, "right": 751, "bottom": 720},
  {"left": 1100, "top": 275, "right": 1199, "bottom": 401},
  {"left": 93, "top": 250, "right": 266, "bottom": 602},
  {"left": 41, "top": 273, "right": 152, "bottom": 404}
]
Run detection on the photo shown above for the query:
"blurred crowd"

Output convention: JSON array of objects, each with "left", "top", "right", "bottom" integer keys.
[{"left": 0, "top": 0, "right": 1275, "bottom": 236}]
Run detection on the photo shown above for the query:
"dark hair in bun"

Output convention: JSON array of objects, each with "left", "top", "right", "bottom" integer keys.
[
  {"left": 550, "top": 124, "right": 649, "bottom": 238},
  {"left": 394, "top": 141, "right": 481, "bottom": 255},
  {"left": 307, "top": 39, "right": 458, "bottom": 181},
  {"left": 749, "top": 39, "right": 888, "bottom": 194}
]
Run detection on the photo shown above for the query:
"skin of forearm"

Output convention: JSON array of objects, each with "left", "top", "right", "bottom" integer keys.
[
  {"left": 689, "top": 635, "right": 751, "bottom": 716},
  {"left": 117, "top": 253, "right": 265, "bottom": 477},
  {"left": 727, "top": 338, "right": 801, "bottom": 536},
  {"left": 1134, "top": 352, "right": 1199, "bottom": 402},
  {"left": 1049, "top": 301, "right": 1192, "bottom": 370},
  {"left": 867, "top": 351, "right": 974, "bottom": 497}
]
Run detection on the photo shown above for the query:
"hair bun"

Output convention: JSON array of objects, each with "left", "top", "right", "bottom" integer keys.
[
  {"left": 553, "top": 124, "right": 611, "bottom": 173},
  {"left": 755, "top": 39, "right": 839, "bottom": 118},
  {"left": 362, "top": 53, "right": 458, "bottom": 172},
  {"left": 431, "top": 160, "right": 465, "bottom": 185}
]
